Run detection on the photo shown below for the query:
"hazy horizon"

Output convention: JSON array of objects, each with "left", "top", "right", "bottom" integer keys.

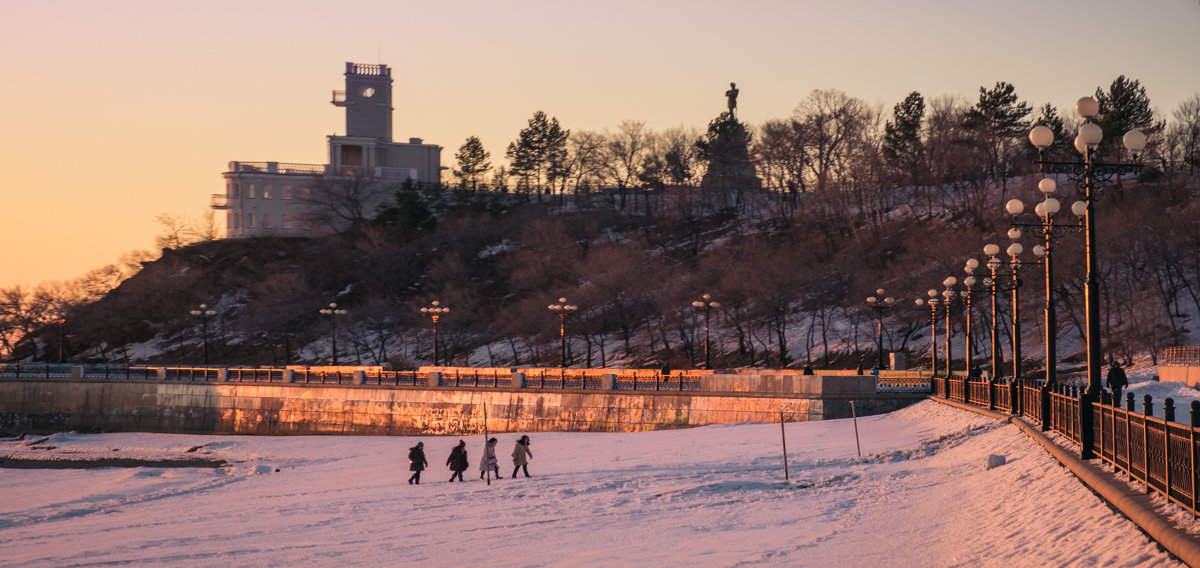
[{"left": 3, "top": 0, "right": 1197, "bottom": 289}]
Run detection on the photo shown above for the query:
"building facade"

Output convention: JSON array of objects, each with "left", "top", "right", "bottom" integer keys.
[{"left": 214, "top": 62, "right": 442, "bottom": 238}]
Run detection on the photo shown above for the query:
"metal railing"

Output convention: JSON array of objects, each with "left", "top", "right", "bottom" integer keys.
[
  {"left": 1164, "top": 346, "right": 1200, "bottom": 366},
  {"left": 934, "top": 375, "right": 1200, "bottom": 518}
]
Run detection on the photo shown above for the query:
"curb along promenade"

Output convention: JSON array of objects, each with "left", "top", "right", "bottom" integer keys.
[{"left": 933, "top": 396, "right": 1200, "bottom": 567}]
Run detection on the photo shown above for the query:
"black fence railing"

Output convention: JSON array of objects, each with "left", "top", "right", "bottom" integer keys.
[{"left": 933, "top": 376, "right": 1200, "bottom": 518}]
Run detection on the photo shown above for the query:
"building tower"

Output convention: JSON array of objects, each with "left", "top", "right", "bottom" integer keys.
[{"left": 332, "top": 62, "right": 393, "bottom": 142}]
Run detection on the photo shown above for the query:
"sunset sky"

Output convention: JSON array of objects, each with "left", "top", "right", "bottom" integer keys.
[{"left": 2, "top": 0, "right": 1197, "bottom": 289}]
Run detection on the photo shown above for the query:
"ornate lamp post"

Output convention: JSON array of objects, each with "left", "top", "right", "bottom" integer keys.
[
  {"left": 1029, "top": 96, "right": 1146, "bottom": 395},
  {"left": 941, "top": 277, "right": 957, "bottom": 375},
  {"left": 1006, "top": 178, "right": 1083, "bottom": 385},
  {"left": 865, "top": 289, "right": 895, "bottom": 370},
  {"left": 319, "top": 302, "right": 347, "bottom": 365},
  {"left": 547, "top": 298, "right": 577, "bottom": 369},
  {"left": 914, "top": 291, "right": 941, "bottom": 376},
  {"left": 984, "top": 237, "right": 1027, "bottom": 380},
  {"left": 420, "top": 301, "right": 450, "bottom": 366},
  {"left": 691, "top": 294, "right": 721, "bottom": 369},
  {"left": 189, "top": 303, "right": 216, "bottom": 365},
  {"left": 962, "top": 260, "right": 979, "bottom": 376}
]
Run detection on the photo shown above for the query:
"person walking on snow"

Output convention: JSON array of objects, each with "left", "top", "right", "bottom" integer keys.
[
  {"left": 407, "top": 441, "right": 428, "bottom": 485},
  {"left": 447, "top": 440, "right": 468, "bottom": 482},
  {"left": 512, "top": 435, "right": 533, "bottom": 478},
  {"left": 1106, "top": 362, "right": 1128, "bottom": 407},
  {"left": 480, "top": 437, "right": 501, "bottom": 479}
]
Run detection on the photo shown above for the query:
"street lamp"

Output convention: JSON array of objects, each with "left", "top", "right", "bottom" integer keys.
[
  {"left": 962, "top": 260, "right": 980, "bottom": 376},
  {"left": 547, "top": 298, "right": 577, "bottom": 369},
  {"left": 941, "top": 277, "right": 957, "bottom": 375},
  {"left": 1030, "top": 96, "right": 1146, "bottom": 395},
  {"left": 691, "top": 294, "right": 721, "bottom": 369},
  {"left": 1006, "top": 182, "right": 1082, "bottom": 386},
  {"left": 914, "top": 290, "right": 940, "bottom": 376},
  {"left": 319, "top": 302, "right": 347, "bottom": 365},
  {"left": 984, "top": 237, "right": 1028, "bottom": 381},
  {"left": 189, "top": 303, "right": 216, "bottom": 365},
  {"left": 420, "top": 301, "right": 450, "bottom": 366},
  {"left": 865, "top": 289, "right": 895, "bottom": 370}
]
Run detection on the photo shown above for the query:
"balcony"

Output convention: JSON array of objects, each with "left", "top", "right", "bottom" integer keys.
[
  {"left": 210, "top": 194, "right": 229, "bottom": 209},
  {"left": 227, "top": 161, "right": 327, "bottom": 175}
]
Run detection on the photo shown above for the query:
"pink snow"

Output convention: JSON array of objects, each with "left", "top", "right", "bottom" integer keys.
[{"left": 0, "top": 400, "right": 1186, "bottom": 566}]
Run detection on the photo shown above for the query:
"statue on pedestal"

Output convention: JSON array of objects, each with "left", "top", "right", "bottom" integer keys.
[{"left": 725, "top": 82, "right": 739, "bottom": 117}]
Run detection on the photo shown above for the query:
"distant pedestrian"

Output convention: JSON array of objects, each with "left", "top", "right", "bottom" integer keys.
[
  {"left": 1106, "top": 362, "right": 1128, "bottom": 406},
  {"left": 447, "top": 440, "right": 468, "bottom": 482},
  {"left": 480, "top": 437, "right": 501, "bottom": 479},
  {"left": 802, "top": 365, "right": 814, "bottom": 375},
  {"left": 968, "top": 366, "right": 981, "bottom": 381},
  {"left": 512, "top": 435, "right": 533, "bottom": 478},
  {"left": 407, "top": 442, "right": 428, "bottom": 485}
]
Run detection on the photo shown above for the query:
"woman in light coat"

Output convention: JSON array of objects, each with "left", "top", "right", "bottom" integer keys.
[
  {"left": 512, "top": 435, "right": 533, "bottom": 478},
  {"left": 479, "top": 437, "right": 501, "bottom": 479}
]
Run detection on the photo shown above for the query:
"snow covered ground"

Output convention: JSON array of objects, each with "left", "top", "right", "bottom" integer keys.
[{"left": 0, "top": 400, "right": 1190, "bottom": 567}]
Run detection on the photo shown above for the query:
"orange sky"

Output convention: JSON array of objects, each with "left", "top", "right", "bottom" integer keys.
[{"left": 2, "top": 0, "right": 1197, "bottom": 290}]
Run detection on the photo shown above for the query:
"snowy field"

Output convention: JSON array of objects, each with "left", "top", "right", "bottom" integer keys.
[{"left": 1, "top": 399, "right": 1189, "bottom": 567}]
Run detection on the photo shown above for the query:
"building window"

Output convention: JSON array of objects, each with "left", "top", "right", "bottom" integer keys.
[
  {"left": 299, "top": 186, "right": 311, "bottom": 200},
  {"left": 247, "top": 184, "right": 256, "bottom": 199},
  {"left": 282, "top": 214, "right": 293, "bottom": 229},
  {"left": 263, "top": 213, "right": 273, "bottom": 228},
  {"left": 247, "top": 213, "right": 255, "bottom": 228},
  {"left": 230, "top": 211, "right": 239, "bottom": 229},
  {"left": 263, "top": 184, "right": 272, "bottom": 199},
  {"left": 232, "top": 182, "right": 241, "bottom": 199},
  {"left": 281, "top": 185, "right": 293, "bottom": 199}
]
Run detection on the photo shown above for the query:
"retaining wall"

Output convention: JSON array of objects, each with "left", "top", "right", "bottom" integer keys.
[{"left": 0, "top": 377, "right": 922, "bottom": 435}]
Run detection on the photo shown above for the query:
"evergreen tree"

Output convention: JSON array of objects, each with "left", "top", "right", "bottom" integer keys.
[
  {"left": 1094, "top": 75, "right": 1161, "bottom": 159},
  {"left": 1031, "top": 103, "right": 1070, "bottom": 159},
  {"left": 452, "top": 136, "right": 491, "bottom": 190},
  {"left": 962, "top": 82, "right": 1032, "bottom": 191},
  {"left": 506, "top": 111, "right": 569, "bottom": 195},
  {"left": 882, "top": 91, "right": 926, "bottom": 188},
  {"left": 696, "top": 112, "right": 761, "bottom": 208}
]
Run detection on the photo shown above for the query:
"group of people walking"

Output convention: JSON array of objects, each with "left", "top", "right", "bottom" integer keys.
[{"left": 406, "top": 435, "right": 534, "bottom": 484}]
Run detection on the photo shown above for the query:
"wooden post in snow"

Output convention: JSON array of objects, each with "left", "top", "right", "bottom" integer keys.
[
  {"left": 780, "top": 409, "right": 790, "bottom": 481},
  {"left": 851, "top": 400, "right": 862, "bottom": 458}
]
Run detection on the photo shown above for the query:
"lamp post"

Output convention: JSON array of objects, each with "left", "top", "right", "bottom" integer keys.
[
  {"left": 1006, "top": 179, "right": 1082, "bottom": 385},
  {"left": 420, "top": 301, "right": 450, "bottom": 366},
  {"left": 984, "top": 237, "right": 1027, "bottom": 380},
  {"left": 189, "top": 303, "right": 216, "bottom": 365},
  {"left": 865, "top": 289, "right": 895, "bottom": 370},
  {"left": 962, "top": 260, "right": 979, "bottom": 376},
  {"left": 319, "top": 302, "right": 347, "bottom": 365},
  {"left": 57, "top": 318, "right": 67, "bottom": 363},
  {"left": 914, "top": 291, "right": 940, "bottom": 376},
  {"left": 1029, "top": 96, "right": 1146, "bottom": 395},
  {"left": 941, "top": 277, "right": 957, "bottom": 375},
  {"left": 547, "top": 298, "right": 577, "bottom": 369},
  {"left": 691, "top": 294, "right": 721, "bottom": 369}
]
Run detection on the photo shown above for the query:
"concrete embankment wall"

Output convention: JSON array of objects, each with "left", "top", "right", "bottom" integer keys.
[{"left": 0, "top": 377, "right": 921, "bottom": 435}]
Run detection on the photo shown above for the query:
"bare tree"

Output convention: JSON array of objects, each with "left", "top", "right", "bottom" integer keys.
[{"left": 304, "top": 172, "right": 394, "bottom": 232}]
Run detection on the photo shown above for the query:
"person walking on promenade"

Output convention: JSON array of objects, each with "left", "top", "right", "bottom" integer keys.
[
  {"left": 511, "top": 435, "right": 533, "bottom": 478},
  {"left": 480, "top": 437, "right": 502, "bottom": 480},
  {"left": 407, "top": 441, "right": 428, "bottom": 485},
  {"left": 447, "top": 440, "right": 468, "bottom": 482},
  {"left": 1106, "top": 362, "right": 1128, "bottom": 407}
]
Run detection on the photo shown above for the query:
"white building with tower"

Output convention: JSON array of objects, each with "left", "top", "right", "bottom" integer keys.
[{"left": 213, "top": 62, "right": 442, "bottom": 238}]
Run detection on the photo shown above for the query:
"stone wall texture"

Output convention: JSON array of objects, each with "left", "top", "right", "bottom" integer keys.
[{"left": 0, "top": 379, "right": 922, "bottom": 435}]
